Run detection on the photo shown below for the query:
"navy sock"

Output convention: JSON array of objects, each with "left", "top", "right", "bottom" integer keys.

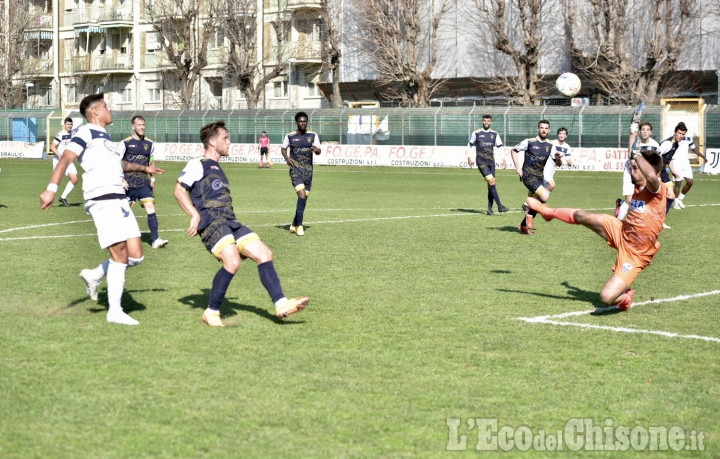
[
  {"left": 209, "top": 267, "right": 234, "bottom": 311},
  {"left": 294, "top": 198, "right": 307, "bottom": 226},
  {"left": 147, "top": 213, "right": 159, "bottom": 241},
  {"left": 258, "top": 261, "right": 285, "bottom": 304},
  {"left": 487, "top": 189, "right": 493, "bottom": 210},
  {"left": 489, "top": 185, "right": 502, "bottom": 207},
  {"left": 666, "top": 199, "right": 674, "bottom": 214}
]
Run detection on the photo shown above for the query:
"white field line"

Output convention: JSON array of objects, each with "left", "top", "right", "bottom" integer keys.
[
  {"left": 518, "top": 290, "right": 720, "bottom": 343},
  {"left": 2, "top": 203, "right": 718, "bottom": 242}
]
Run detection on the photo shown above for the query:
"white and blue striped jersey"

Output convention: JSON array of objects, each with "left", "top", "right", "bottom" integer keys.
[{"left": 66, "top": 123, "right": 126, "bottom": 200}]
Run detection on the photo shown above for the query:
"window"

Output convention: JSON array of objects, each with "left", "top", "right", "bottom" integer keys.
[
  {"left": 146, "top": 32, "right": 160, "bottom": 53},
  {"left": 307, "top": 81, "right": 320, "bottom": 97},
  {"left": 210, "top": 28, "right": 224, "bottom": 49},
  {"left": 67, "top": 85, "right": 76, "bottom": 104},
  {"left": 118, "top": 85, "right": 133, "bottom": 103},
  {"left": 93, "top": 84, "right": 105, "bottom": 94},
  {"left": 308, "top": 19, "right": 322, "bottom": 42},
  {"left": 40, "top": 86, "right": 53, "bottom": 106},
  {"left": 273, "top": 80, "right": 288, "bottom": 98},
  {"left": 147, "top": 81, "right": 161, "bottom": 102}
]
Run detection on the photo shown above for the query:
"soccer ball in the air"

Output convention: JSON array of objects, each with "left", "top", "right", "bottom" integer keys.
[{"left": 556, "top": 73, "right": 581, "bottom": 97}]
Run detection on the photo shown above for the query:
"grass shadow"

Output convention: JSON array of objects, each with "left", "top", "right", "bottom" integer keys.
[
  {"left": 177, "top": 289, "right": 298, "bottom": 324},
  {"left": 451, "top": 208, "right": 485, "bottom": 214},
  {"left": 86, "top": 289, "right": 149, "bottom": 314},
  {"left": 498, "top": 281, "right": 602, "bottom": 307}
]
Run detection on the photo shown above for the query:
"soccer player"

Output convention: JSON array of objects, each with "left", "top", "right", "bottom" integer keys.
[
  {"left": 657, "top": 123, "right": 687, "bottom": 227},
  {"left": 118, "top": 115, "right": 168, "bottom": 249},
  {"left": 544, "top": 127, "right": 573, "bottom": 193},
  {"left": 525, "top": 149, "right": 666, "bottom": 312},
  {"left": 258, "top": 131, "right": 272, "bottom": 168},
  {"left": 281, "top": 111, "right": 321, "bottom": 237},
  {"left": 50, "top": 117, "right": 78, "bottom": 207},
  {"left": 666, "top": 122, "right": 706, "bottom": 210},
  {"left": 510, "top": 120, "right": 559, "bottom": 235},
  {"left": 466, "top": 114, "right": 509, "bottom": 215},
  {"left": 174, "top": 121, "right": 310, "bottom": 327},
  {"left": 617, "top": 121, "right": 659, "bottom": 220},
  {"left": 40, "top": 94, "right": 165, "bottom": 325}
]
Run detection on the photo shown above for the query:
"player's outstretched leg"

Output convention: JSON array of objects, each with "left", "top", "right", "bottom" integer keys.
[{"left": 525, "top": 197, "right": 579, "bottom": 224}]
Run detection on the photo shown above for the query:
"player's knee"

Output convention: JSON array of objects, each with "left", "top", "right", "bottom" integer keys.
[
  {"left": 254, "top": 245, "right": 273, "bottom": 264},
  {"left": 128, "top": 256, "right": 144, "bottom": 267},
  {"left": 70, "top": 176, "right": 79, "bottom": 185}
]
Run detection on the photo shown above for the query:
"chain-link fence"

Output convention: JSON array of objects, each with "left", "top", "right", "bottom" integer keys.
[{"left": 2, "top": 105, "right": 718, "bottom": 150}]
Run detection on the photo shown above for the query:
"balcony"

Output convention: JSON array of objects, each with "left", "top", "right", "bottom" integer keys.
[
  {"left": 72, "top": 7, "right": 132, "bottom": 27},
  {"left": 288, "top": 40, "right": 322, "bottom": 62},
  {"left": 28, "top": 13, "right": 53, "bottom": 29},
  {"left": 286, "top": 0, "right": 321, "bottom": 10},
  {"left": 93, "top": 54, "right": 134, "bottom": 71},
  {"left": 22, "top": 58, "right": 54, "bottom": 75},
  {"left": 63, "top": 54, "right": 134, "bottom": 73}
]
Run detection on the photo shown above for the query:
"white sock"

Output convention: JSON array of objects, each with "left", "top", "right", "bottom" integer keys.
[
  {"left": 274, "top": 297, "right": 288, "bottom": 309},
  {"left": 678, "top": 193, "right": 685, "bottom": 200},
  {"left": 618, "top": 202, "right": 630, "bottom": 220},
  {"left": 61, "top": 182, "right": 74, "bottom": 199},
  {"left": 90, "top": 260, "right": 110, "bottom": 282},
  {"left": 106, "top": 259, "right": 127, "bottom": 313}
]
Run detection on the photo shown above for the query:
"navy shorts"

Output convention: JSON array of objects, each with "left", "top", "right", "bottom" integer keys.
[
  {"left": 521, "top": 174, "right": 544, "bottom": 195},
  {"left": 477, "top": 160, "right": 496, "bottom": 179},
  {"left": 290, "top": 168, "right": 313, "bottom": 192},
  {"left": 199, "top": 219, "right": 258, "bottom": 258},
  {"left": 127, "top": 184, "right": 154, "bottom": 205}
]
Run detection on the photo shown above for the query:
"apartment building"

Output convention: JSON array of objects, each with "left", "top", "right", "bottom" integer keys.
[{"left": 16, "top": 0, "right": 326, "bottom": 111}]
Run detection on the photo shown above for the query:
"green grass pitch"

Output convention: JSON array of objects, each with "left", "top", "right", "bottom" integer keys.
[{"left": 1, "top": 159, "right": 719, "bottom": 456}]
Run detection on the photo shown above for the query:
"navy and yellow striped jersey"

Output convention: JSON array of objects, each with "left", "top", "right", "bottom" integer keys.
[
  {"left": 514, "top": 136, "right": 554, "bottom": 179},
  {"left": 119, "top": 136, "right": 155, "bottom": 187},
  {"left": 469, "top": 129, "right": 503, "bottom": 163},
  {"left": 282, "top": 130, "right": 321, "bottom": 174}
]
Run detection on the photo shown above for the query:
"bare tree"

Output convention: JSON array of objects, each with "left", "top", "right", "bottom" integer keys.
[
  {"left": 147, "top": 0, "right": 218, "bottom": 109},
  {"left": 466, "top": 0, "right": 562, "bottom": 106},
  {"left": 352, "top": 0, "right": 451, "bottom": 107},
  {"left": 222, "top": 0, "right": 290, "bottom": 109},
  {"left": 567, "top": 0, "right": 699, "bottom": 104},
  {"left": 319, "top": 0, "right": 342, "bottom": 108},
  {"left": 0, "top": 1, "right": 34, "bottom": 108}
]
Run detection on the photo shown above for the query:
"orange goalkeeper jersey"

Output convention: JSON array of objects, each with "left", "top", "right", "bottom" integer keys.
[{"left": 622, "top": 183, "right": 667, "bottom": 257}]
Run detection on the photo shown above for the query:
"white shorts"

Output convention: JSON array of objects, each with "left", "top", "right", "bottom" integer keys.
[
  {"left": 673, "top": 159, "right": 693, "bottom": 180},
  {"left": 85, "top": 198, "right": 141, "bottom": 249},
  {"left": 622, "top": 160, "right": 634, "bottom": 196},
  {"left": 52, "top": 155, "right": 78, "bottom": 176}
]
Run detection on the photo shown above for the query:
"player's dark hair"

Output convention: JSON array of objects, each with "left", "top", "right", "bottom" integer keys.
[
  {"left": 261, "top": 131, "right": 266, "bottom": 134},
  {"left": 131, "top": 115, "right": 145, "bottom": 124},
  {"left": 79, "top": 93, "right": 104, "bottom": 119},
  {"left": 482, "top": 114, "right": 492, "bottom": 120},
  {"left": 674, "top": 122, "right": 688, "bottom": 132},
  {"left": 557, "top": 127, "right": 568, "bottom": 135},
  {"left": 538, "top": 119, "right": 550, "bottom": 128},
  {"left": 200, "top": 121, "right": 227, "bottom": 148},
  {"left": 640, "top": 149, "right": 663, "bottom": 174},
  {"left": 295, "top": 111, "right": 308, "bottom": 122},
  {"left": 639, "top": 121, "right": 653, "bottom": 131},
  {"left": 63, "top": 117, "right": 73, "bottom": 124}
]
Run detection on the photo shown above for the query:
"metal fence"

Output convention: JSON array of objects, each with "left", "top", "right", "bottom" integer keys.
[{"left": 2, "top": 105, "right": 718, "bottom": 151}]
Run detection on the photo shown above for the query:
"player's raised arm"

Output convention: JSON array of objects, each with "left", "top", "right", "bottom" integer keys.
[{"left": 636, "top": 150, "right": 662, "bottom": 192}]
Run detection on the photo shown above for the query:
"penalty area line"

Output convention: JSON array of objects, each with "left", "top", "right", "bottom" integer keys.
[{"left": 517, "top": 289, "right": 720, "bottom": 344}]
